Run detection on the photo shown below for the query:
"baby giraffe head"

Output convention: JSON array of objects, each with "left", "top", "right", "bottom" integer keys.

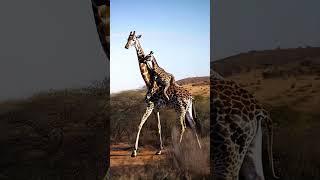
[
  {"left": 125, "top": 31, "right": 142, "bottom": 49},
  {"left": 143, "top": 51, "right": 155, "bottom": 70}
]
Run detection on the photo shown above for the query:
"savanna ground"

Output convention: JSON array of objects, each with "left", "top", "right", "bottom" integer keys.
[{"left": 110, "top": 79, "right": 210, "bottom": 179}]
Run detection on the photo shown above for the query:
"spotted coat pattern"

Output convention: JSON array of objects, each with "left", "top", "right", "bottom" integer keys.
[
  {"left": 143, "top": 51, "right": 177, "bottom": 101},
  {"left": 211, "top": 76, "right": 278, "bottom": 180}
]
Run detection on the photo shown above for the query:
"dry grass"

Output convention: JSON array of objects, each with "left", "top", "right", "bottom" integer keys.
[
  {"left": 183, "top": 84, "right": 210, "bottom": 97},
  {"left": 109, "top": 128, "right": 210, "bottom": 180},
  {"left": 228, "top": 71, "right": 320, "bottom": 113},
  {"left": 264, "top": 106, "right": 320, "bottom": 180},
  {"left": 170, "top": 128, "right": 210, "bottom": 176}
]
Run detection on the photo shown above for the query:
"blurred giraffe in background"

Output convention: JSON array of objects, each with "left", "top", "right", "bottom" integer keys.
[
  {"left": 211, "top": 73, "right": 279, "bottom": 179},
  {"left": 91, "top": 0, "right": 110, "bottom": 59},
  {"left": 90, "top": 0, "right": 110, "bottom": 178}
]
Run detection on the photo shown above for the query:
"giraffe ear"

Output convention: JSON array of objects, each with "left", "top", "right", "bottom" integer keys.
[{"left": 136, "top": 35, "right": 142, "bottom": 38}]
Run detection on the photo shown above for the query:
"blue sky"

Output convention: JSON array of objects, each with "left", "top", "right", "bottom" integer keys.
[{"left": 110, "top": 0, "right": 210, "bottom": 93}]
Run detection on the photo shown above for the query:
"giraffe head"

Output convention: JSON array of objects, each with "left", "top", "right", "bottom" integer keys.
[
  {"left": 125, "top": 31, "right": 142, "bottom": 49},
  {"left": 143, "top": 51, "right": 155, "bottom": 70}
]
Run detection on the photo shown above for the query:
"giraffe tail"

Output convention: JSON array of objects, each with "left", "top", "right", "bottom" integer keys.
[
  {"left": 265, "top": 116, "right": 279, "bottom": 179},
  {"left": 184, "top": 99, "right": 202, "bottom": 135},
  {"left": 191, "top": 99, "right": 202, "bottom": 135}
]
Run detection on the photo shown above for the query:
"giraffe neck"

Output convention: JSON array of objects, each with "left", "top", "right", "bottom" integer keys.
[
  {"left": 151, "top": 56, "right": 160, "bottom": 70},
  {"left": 134, "top": 39, "right": 145, "bottom": 60},
  {"left": 134, "top": 39, "right": 152, "bottom": 88}
]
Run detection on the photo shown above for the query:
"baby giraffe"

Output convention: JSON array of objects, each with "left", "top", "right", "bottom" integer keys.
[{"left": 143, "top": 51, "right": 176, "bottom": 101}]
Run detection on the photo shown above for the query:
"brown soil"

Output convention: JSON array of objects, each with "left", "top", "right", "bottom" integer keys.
[
  {"left": 110, "top": 143, "right": 168, "bottom": 177},
  {"left": 110, "top": 143, "right": 166, "bottom": 167}
]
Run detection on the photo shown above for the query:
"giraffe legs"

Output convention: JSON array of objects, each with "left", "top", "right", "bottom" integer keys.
[
  {"left": 176, "top": 100, "right": 202, "bottom": 148},
  {"left": 178, "top": 109, "right": 187, "bottom": 143},
  {"left": 131, "top": 102, "right": 154, "bottom": 157},
  {"left": 154, "top": 111, "right": 164, "bottom": 155}
]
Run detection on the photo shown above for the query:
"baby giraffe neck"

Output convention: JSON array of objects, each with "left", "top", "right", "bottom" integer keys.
[{"left": 151, "top": 57, "right": 160, "bottom": 71}]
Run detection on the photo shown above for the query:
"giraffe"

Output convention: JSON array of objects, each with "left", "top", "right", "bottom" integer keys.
[
  {"left": 211, "top": 75, "right": 279, "bottom": 180},
  {"left": 125, "top": 31, "right": 202, "bottom": 157},
  {"left": 143, "top": 50, "right": 177, "bottom": 101},
  {"left": 91, "top": 0, "right": 110, "bottom": 58}
]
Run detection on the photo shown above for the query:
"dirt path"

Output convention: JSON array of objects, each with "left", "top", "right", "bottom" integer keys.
[{"left": 110, "top": 143, "right": 169, "bottom": 176}]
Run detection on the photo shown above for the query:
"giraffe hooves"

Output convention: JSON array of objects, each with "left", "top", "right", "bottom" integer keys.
[{"left": 131, "top": 150, "right": 137, "bottom": 157}]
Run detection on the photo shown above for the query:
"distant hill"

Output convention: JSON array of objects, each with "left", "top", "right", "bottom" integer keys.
[
  {"left": 212, "top": 47, "right": 320, "bottom": 77},
  {"left": 137, "top": 76, "right": 210, "bottom": 97},
  {"left": 211, "top": 47, "right": 320, "bottom": 114},
  {"left": 176, "top": 76, "right": 209, "bottom": 85}
]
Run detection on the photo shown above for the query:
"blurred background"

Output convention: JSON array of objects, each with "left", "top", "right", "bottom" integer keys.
[
  {"left": 212, "top": 1, "right": 320, "bottom": 179},
  {"left": 0, "top": 1, "right": 110, "bottom": 179},
  {"left": 0, "top": 0, "right": 108, "bottom": 102}
]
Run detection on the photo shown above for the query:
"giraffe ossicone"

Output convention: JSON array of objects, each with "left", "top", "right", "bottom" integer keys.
[{"left": 125, "top": 31, "right": 202, "bottom": 157}]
